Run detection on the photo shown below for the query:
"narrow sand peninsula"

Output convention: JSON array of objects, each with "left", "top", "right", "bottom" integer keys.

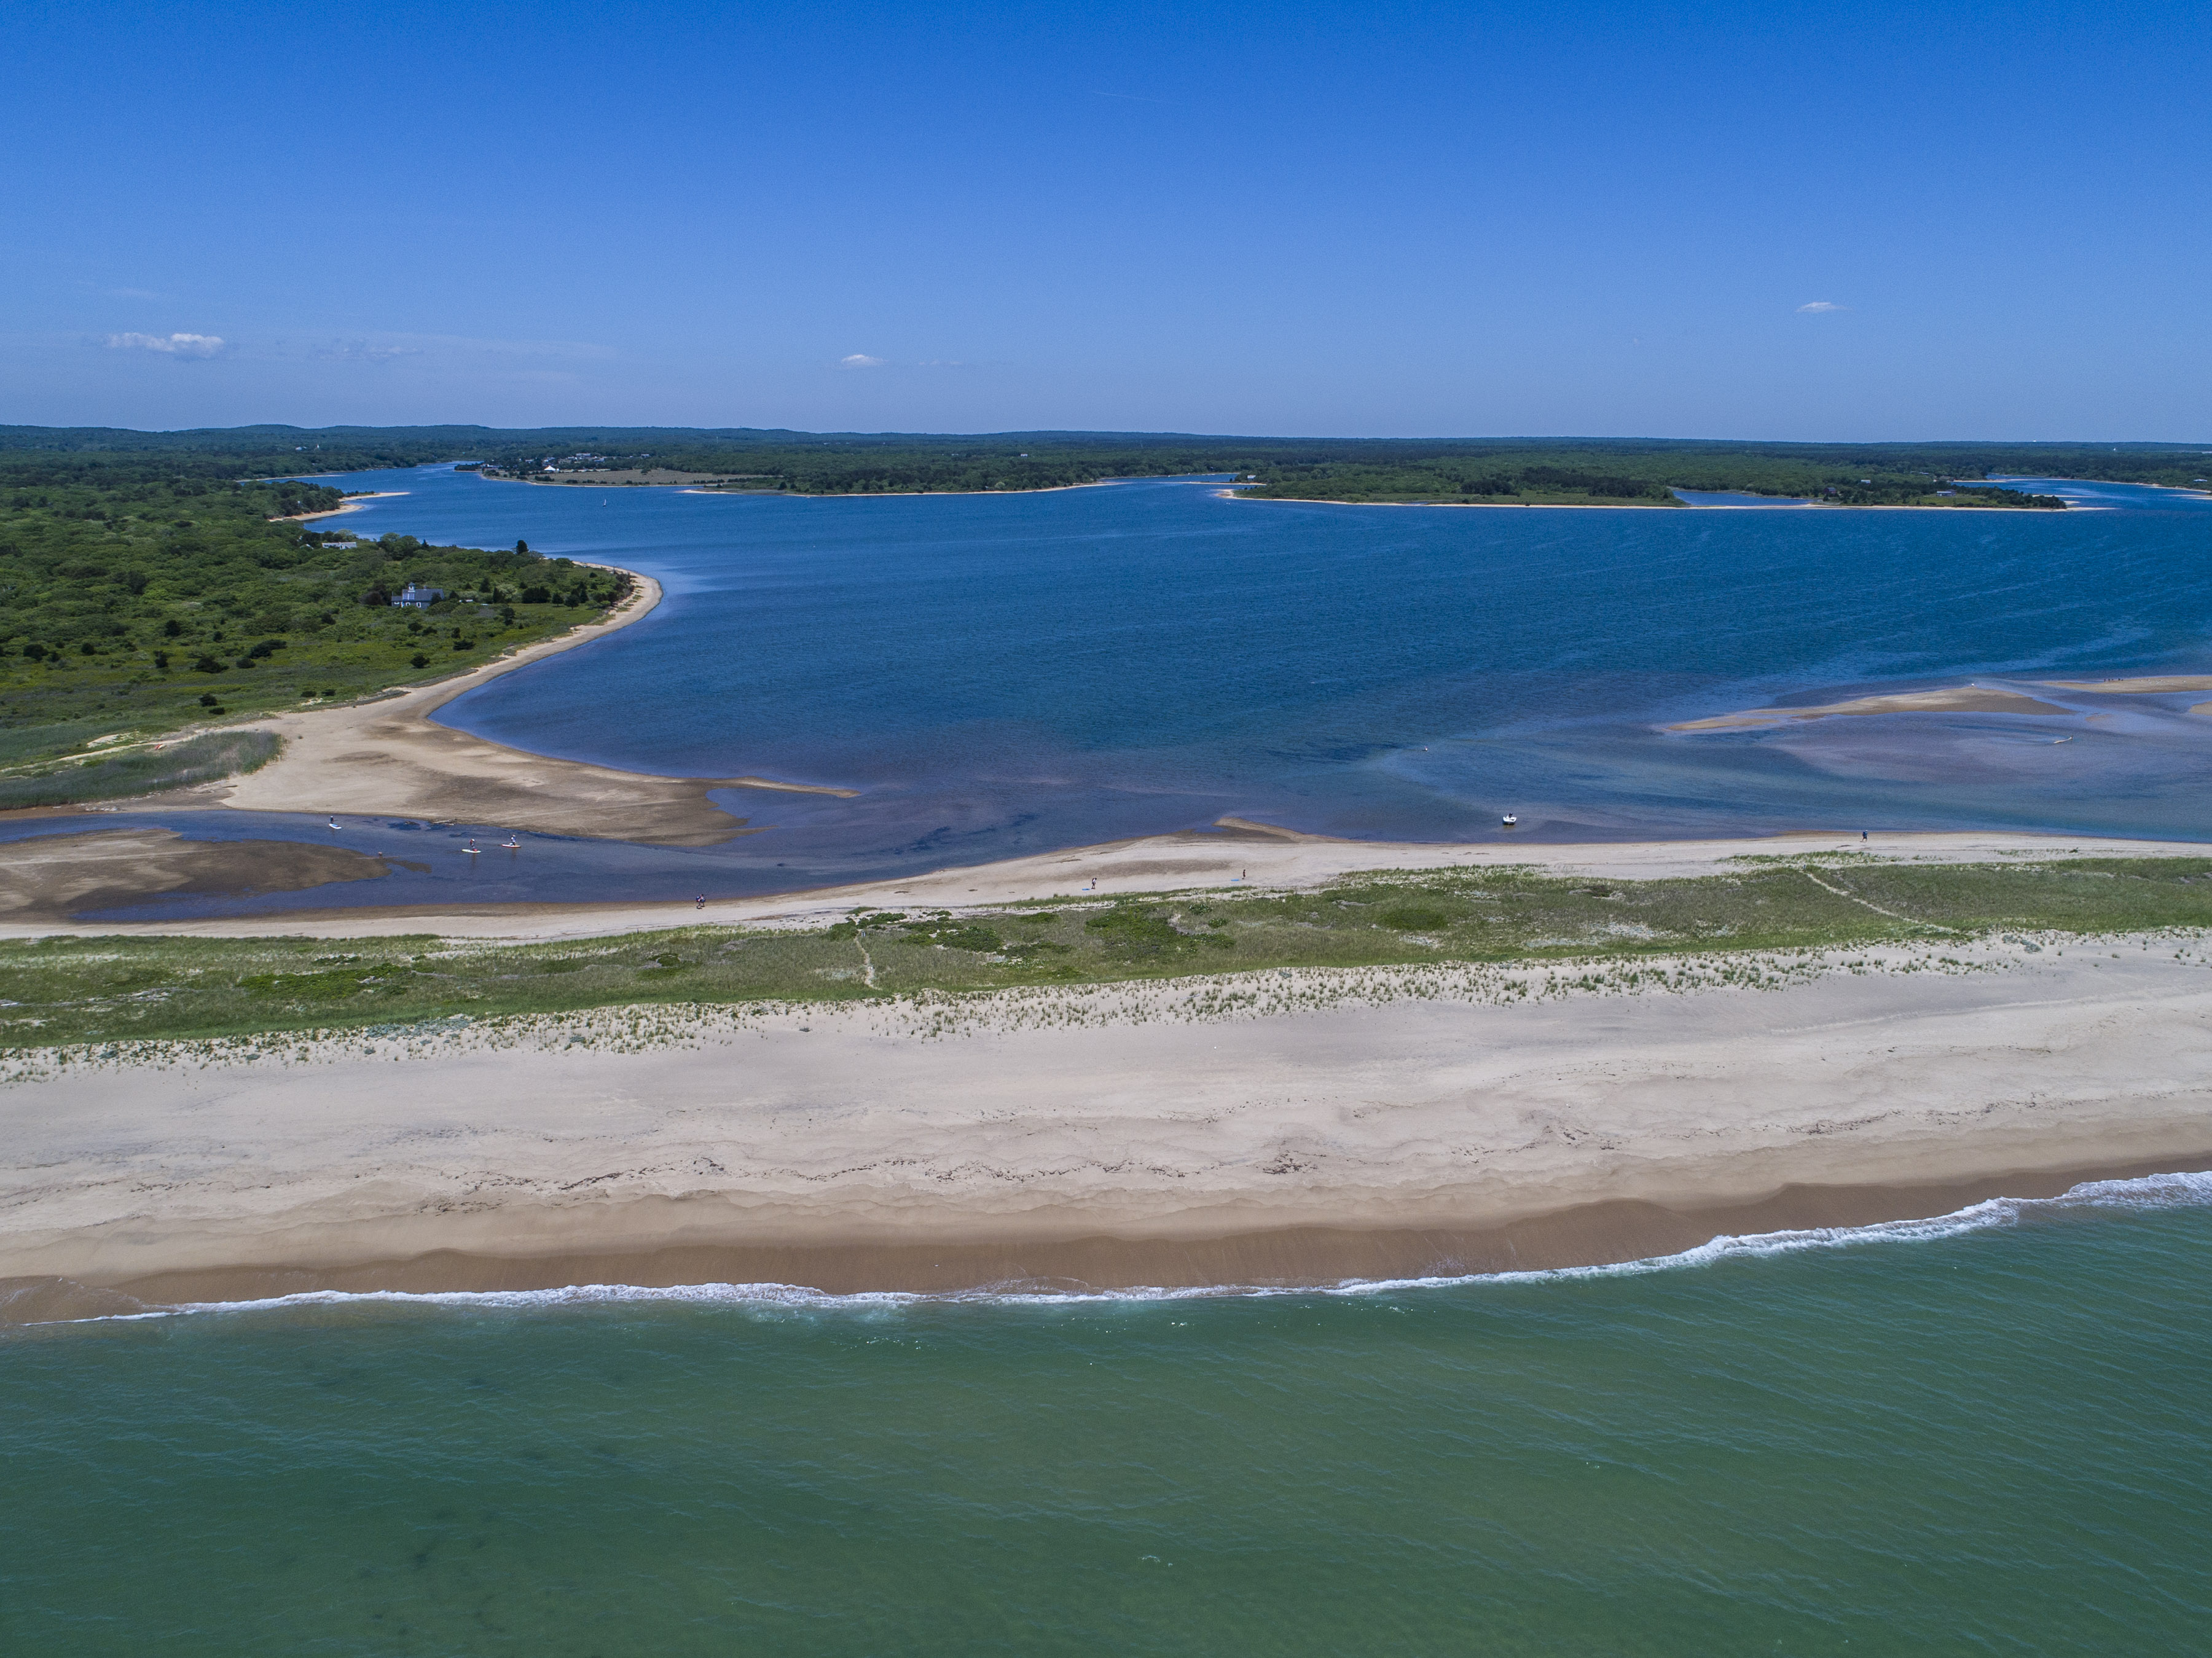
[
  {"left": 2039, "top": 675, "right": 2212, "bottom": 694},
  {"left": 3, "top": 934, "right": 2206, "bottom": 1305},
  {"left": 1670, "top": 684, "right": 2070, "bottom": 730},
  {"left": 270, "top": 490, "right": 409, "bottom": 523},
  {"left": 214, "top": 573, "right": 855, "bottom": 846},
  {"left": 5, "top": 824, "right": 2197, "bottom": 944}
]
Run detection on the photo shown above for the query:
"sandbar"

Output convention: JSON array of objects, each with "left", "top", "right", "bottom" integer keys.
[
  {"left": 0, "top": 828, "right": 407, "bottom": 925},
  {"left": 2039, "top": 675, "right": 2212, "bottom": 694},
  {"left": 1669, "top": 684, "right": 2071, "bottom": 730}
]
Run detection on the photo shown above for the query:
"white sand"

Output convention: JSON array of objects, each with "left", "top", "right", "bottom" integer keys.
[
  {"left": 5, "top": 934, "right": 2208, "bottom": 1285},
  {"left": 6, "top": 826, "right": 2199, "bottom": 944}
]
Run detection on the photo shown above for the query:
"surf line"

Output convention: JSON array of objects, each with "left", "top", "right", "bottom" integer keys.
[{"left": 34, "top": 1167, "right": 2212, "bottom": 1327}]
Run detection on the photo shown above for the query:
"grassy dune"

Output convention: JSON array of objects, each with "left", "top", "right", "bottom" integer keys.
[
  {"left": 0, "top": 730, "right": 281, "bottom": 809},
  {"left": 4, "top": 854, "right": 2209, "bottom": 1050}
]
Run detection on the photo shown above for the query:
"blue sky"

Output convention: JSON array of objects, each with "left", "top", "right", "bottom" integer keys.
[{"left": 5, "top": 0, "right": 2205, "bottom": 439}]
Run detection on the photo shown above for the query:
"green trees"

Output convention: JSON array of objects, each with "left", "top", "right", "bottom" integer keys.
[{"left": 0, "top": 454, "right": 632, "bottom": 765}]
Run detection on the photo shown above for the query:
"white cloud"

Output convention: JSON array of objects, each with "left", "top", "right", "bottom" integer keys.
[
  {"left": 1795, "top": 300, "right": 1848, "bottom": 314},
  {"left": 839, "top": 353, "right": 887, "bottom": 369},
  {"left": 107, "top": 330, "right": 225, "bottom": 356}
]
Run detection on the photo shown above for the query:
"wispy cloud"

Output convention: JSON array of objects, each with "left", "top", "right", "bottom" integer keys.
[
  {"left": 315, "top": 340, "right": 426, "bottom": 363},
  {"left": 839, "top": 353, "right": 887, "bottom": 369},
  {"left": 107, "top": 286, "right": 165, "bottom": 300},
  {"left": 1795, "top": 300, "right": 1848, "bottom": 314},
  {"left": 106, "top": 330, "right": 224, "bottom": 357},
  {"left": 916, "top": 359, "right": 967, "bottom": 368}
]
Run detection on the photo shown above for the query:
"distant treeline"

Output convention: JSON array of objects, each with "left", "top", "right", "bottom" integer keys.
[
  {"left": 1230, "top": 450, "right": 2082, "bottom": 509},
  {"left": 4, "top": 423, "right": 2203, "bottom": 508}
]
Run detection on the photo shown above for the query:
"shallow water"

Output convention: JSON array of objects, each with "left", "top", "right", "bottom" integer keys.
[
  {"left": 8, "top": 1176, "right": 2210, "bottom": 1654},
  {"left": 26, "top": 468, "right": 2212, "bottom": 914},
  {"left": 378, "top": 468, "right": 2212, "bottom": 851}
]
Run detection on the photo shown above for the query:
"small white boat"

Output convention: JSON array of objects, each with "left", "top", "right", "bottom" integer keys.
[{"left": 1500, "top": 813, "right": 1518, "bottom": 827}]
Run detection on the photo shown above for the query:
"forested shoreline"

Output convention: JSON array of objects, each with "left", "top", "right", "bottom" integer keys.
[
  {"left": 6, "top": 424, "right": 2205, "bottom": 508},
  {"left": 0, "top": 447, "right": 632, "bottom": 792}
]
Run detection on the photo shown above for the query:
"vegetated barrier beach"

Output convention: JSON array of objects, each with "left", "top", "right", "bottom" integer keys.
[{"left": 4, "top": 837, "right": 2211, "bottom": 1309}]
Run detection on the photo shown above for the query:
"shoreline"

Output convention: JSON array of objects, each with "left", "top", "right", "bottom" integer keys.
[
  {"left": 17, "top": 1156, "right": 2201, "bottom": 1319},
  {"left": 5, "top": 933, "right": 2208, "bottom": 1315},
  {"left": 203, "top": 568, "right": 855, "bottom": 846},
  {"left": 1215, "top": 489, "right": 2056, "bottom": 514},
  {"left": 2, "top": 826, "right": 2206, "bottom": 942},
  {"left": 470, "top": 471, "right": 1115, "bottom": 500},
  {"left": 270, "top": 489, "right": 409, "bottom": 522}
]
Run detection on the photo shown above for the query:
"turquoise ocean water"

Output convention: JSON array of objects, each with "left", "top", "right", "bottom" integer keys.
[{"left": 7, "top": 1178, "right": 2211, "bottom": 1654}]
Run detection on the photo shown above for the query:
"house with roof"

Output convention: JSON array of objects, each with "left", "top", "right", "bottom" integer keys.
[{"left": 391, "top": 583, "right": 447, "bottom": 609}]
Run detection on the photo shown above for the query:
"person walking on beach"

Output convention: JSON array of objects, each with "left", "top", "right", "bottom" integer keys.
[{"left": 696, "top": 894, "right": 706, "bottom": 910}]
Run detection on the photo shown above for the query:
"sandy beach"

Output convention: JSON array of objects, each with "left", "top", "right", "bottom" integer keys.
[
  {"left": 2, "top": 929, "right": 2206, "bottom": 1309},
  {"left": 203, "top": 569, "right": 853, "bottom": 845},
  {"left": 1, "top": 824, "right": 2203, "bottom": 943},
  {"left": 270, "top": 490, "right": 410, "bottom": 522}
]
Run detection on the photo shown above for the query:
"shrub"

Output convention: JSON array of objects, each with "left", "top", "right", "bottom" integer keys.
[
  {"left": 0, "top": 729, "right": 280, "bottom": 808},
  {"left": 1380, "top": 905, "right": 1454, "bottom": 930}
]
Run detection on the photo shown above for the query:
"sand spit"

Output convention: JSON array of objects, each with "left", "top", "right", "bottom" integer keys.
[
  {"left": 1, "top": 826, "right": 2204, "bottom": 944},
  {"left": 208, "top": 572, "right": 855, "bottom": 846},
  {"left": 270, "top": 490, "right": 409, "bottom": 523},
  {"left": 1669, "top": 684, "right": 2072, "bottom": 730},
  {"left": 2, "top": 933, "right": 2207, "bottom": 1305},
  {"left": 2039, "top": 675, "right": 2212, "bottom": 695}
]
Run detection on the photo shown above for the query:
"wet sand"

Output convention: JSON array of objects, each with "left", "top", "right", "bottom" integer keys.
[
  {"left": 2040, "top": 674, "right": 2212, "bottom": 694},
  {"left": 4, "top": 936, "right": 2207, "bottom": 1308},
  {"left": 1669, "top": 684, "right": 2072, "bottom": 730},
  {"left": 14, "top": 1157, "right": 2191, "bottom": 1317},
  {"left": 0, "top": 828, "right": 406, "bottom": 924}
]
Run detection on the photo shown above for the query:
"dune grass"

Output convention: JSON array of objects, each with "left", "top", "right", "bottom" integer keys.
[
  {"left": 0, "top": 729, "right": 281, "bottom": 809},
  {"left": 2, "top": 854, "right": 2208, "bottom": 1051}
]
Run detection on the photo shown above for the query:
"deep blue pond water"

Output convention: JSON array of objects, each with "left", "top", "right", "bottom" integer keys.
[{"left": 15, "top": 467, "right": 2211, "bottom": 914}]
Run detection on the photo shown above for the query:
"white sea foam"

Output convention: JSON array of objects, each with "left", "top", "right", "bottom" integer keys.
[{"left": 37, "top": 1167, "right": 2205, "bottom": 1327}]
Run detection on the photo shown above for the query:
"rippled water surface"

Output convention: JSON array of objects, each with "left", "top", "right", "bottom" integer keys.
[
  {"left": 7, "top": 1182, "right": 2210, "bottom": 1654},
  {"left": 20, "top": 469, "right": 2212, "bottom": 912},
  {"left": 404, "top": 469, "right": 2212, "bottom": 861}
]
